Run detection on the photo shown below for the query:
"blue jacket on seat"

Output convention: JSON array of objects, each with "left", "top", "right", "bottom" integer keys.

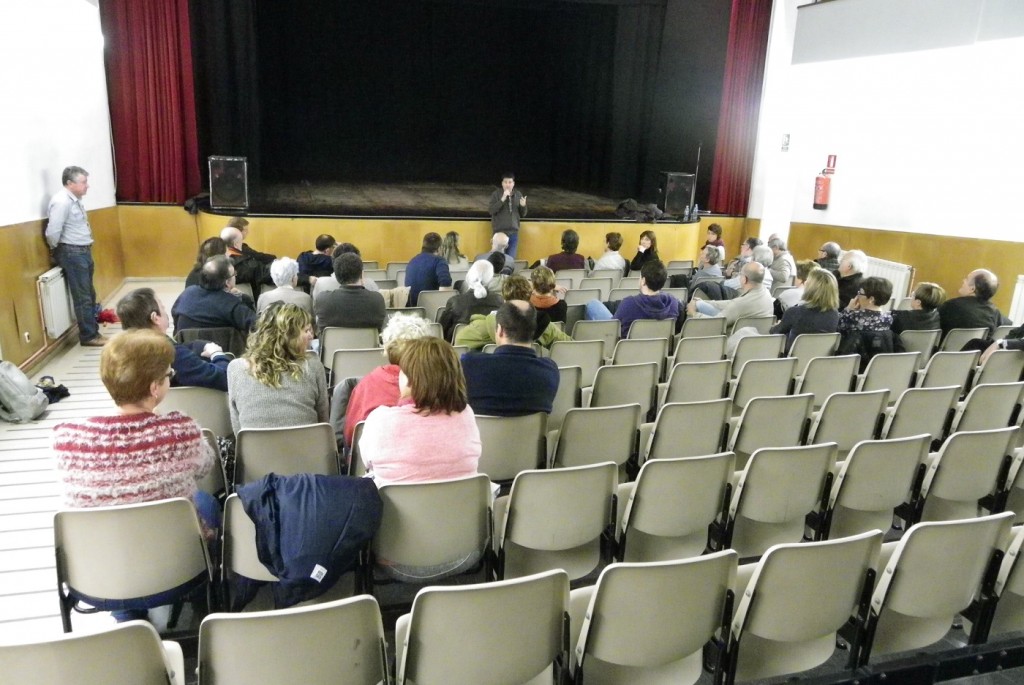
[{"left": 236, "top": 473, "right": 382, "bottom": 609}]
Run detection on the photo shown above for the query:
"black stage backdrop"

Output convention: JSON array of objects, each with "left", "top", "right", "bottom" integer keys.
[{"left": 191, "top": 0, "right": 730, "bottom": 206}]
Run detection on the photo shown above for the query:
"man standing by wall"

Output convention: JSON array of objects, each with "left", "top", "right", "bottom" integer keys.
[
  {"left": 488, "top": 173, "right": 527, "bottom": 259},
  {"left": 45, "top": 166, "right": 106, "bottom": 347}
]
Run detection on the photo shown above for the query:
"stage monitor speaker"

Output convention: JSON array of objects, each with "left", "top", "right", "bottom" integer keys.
[
  {"left": 659, "top": 171, "right": 695, "bottom": 216},
  {"left": 209, "top": 156, "right": 249, "bottom": 210}
]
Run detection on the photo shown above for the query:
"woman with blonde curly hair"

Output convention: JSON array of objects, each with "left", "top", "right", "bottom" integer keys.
[{"left": 227, "top": 303, "right": 328, "bottom": 432}]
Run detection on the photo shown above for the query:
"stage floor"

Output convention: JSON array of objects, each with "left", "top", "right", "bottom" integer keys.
[{"left": 248, "top": 181, "right": 628, "bottom": 220}]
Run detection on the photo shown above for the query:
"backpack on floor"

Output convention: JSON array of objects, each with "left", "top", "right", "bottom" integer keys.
[{"left": 0, "top": 361, "right": 49, "bottom": 423}]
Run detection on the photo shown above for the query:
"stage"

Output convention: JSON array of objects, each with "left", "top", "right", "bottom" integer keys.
[{"left": 236, "top": 181, "right": 651, "bottom": 221}]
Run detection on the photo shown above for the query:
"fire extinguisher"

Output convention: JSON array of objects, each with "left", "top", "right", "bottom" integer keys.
[
  {"left": 813, "top": 155, "right": 836, "bottom": 210},
  {"left": 813, "top": 170, "right": 831, "bottom": 210}
]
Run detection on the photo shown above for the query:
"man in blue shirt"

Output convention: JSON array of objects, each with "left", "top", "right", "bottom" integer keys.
[
  {"left": 461, "top": 301, "right": 559, "bottom": 417},
  {"left": 404, "top": 232, "right": 452, "bottom": 306}
]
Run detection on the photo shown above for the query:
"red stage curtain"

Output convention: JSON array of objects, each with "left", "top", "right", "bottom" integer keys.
[
  {"left": 708, "top": 0, "right": 773, "bottom": 217},
  {"left": 100, "top": 0, "right": 200, "bottom": 203}
]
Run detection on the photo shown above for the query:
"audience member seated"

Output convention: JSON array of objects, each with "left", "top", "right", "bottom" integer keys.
[
  {"left": 837, "top": 276, "right": 895, "bottom": 368},
  {"left": 713, "top": 241, "right": 773, "bottom": 297},
  {"left": 700, "top": 223, "right": 726, "bottom": 260},
  {"left": 359, "top": 336, "right": 482, "bottom": 581},
  {"left": 545, "top": 229, "right": 586, "bottom": 272},
  {"left": 118, "top": 287, "right": 231, "bottom": 392},
  {"left": 185, "top": 237, "right": 227, "bottom": 288},
  {"left": 529, "top": 266, "right": 567, "bottom": 323},
  {"left": 227, "top": 304, "right": 328, "bottom": 433},
  {"left": 312, "top": 242, "right": 381, "bottom": 301},
  {"left": 586, "top": 260, "right": 681, "bottom": 338},
  {"left": 315, "top": 253, "right": 387, "bottom": 335},
  {"left": 835, "top": 249, "right": 866, "bottom": 307},
  {"left": 336, "top": 313, "right": 433, "bottom": 450},
  {"left": 439, "top": 260, "right": 503, "bottom": 340},
  {"left": 473, "top": 232, "right": 514, "bottom": 275},
  {"left": 257, "top": 257, "right": 314, "bottom": 314},
  {"left": 52, "top": 329, "right": 218, "bottom": 621},
  {"left": 440, "top": 230, "right": 469, "bottom": 269},
  {"left": 767, "top": 236, "right": 796, "bottom": 287},
  {"left": 892, "top": 282, "right": 946, "bottom": 336},
  {"left": 592, "top": 231, "right": 627, "bottom": 274},
  {"left": 405, "top": 231, "right": 453, "bottom": 306},
  {"left": 769, "top": 268, "right": 840, "bottom": 353},
  {"left": 776, "top": 260, "right": 820, "bottom": 313},
  {"left": 682, "top": 245, "right": 725, "bottom": 294},
  {"left": 228, "top": 216, "right": 275, "bottom": 265},
  {"left": 172, "top": 255, "right": 257, "bottom": 334},
  {"left": 297, "top": 233, "right": 337, "bottom": 279},
  {"left": 721, "top": 237, "right": 760, "bottom": 288},
  {"left": 462, "top": 301, "right": 560, "bottom": 417},
  {"left": 221, "top": 225, "right": 274, "bottom": 296},
  {"left": 455, "top": 275, "right": 571, "bottom": 350},
  {"left": 687, "top": 261, "right": 775, "bottom": 328},
  {"left": 816, "top": 241, "right": 842, "bottom": 271},
  {"left": 938, "top": 268, "right": 1004, "bottom": 338},
  {"left": 628, "top": 229, "right": 660, "bottom": 274}
]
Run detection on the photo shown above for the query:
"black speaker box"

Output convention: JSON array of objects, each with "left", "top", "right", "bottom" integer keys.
[
  {"left": 659, "top": 171, "right": 695, "bottom": 216},
  {"left": 209, "top": 156, "right": 249, "bottom": 210}
]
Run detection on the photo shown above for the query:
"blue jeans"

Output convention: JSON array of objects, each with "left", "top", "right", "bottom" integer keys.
[
  {"left": 695, "top": 300, "right": 720, "bottom": 317},
  {"left": 55, "top": 244, "right": 99, "bottom": 343},
  {"left": 505, "top": 231, "right": 519, "bottom": 259},
  {"left": 586, "top": 299, "right": 614, "bottom": 321}
]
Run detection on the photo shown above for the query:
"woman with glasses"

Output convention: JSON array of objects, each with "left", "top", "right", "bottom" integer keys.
[
  {"left": 227, "top": 303, "right": 328, "bottom": 433},
  {"left": 837, "top": 276, "right": 896, "bottom": 369}
]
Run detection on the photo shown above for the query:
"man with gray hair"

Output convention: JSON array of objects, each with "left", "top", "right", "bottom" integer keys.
[
  {"left": 46, "top": 166, "right": 107, "bottom": 346},
  {"left": 257, "top": 257, "right": 314, "bottom": 314},
  {"left": 221, "top": 225, "right": 274, "bottom": 296},
  {"left": 474, "top": 231, "right": 513, "bottom": 275},
  {"left": 767, "top": 237, "right": 796, "bottom": 288},
  {"left": 687, "top": 261, "right": 775, "bottom": 328},
  {"left": 835, "top": 249, "right": 867, "bottom": 308},
  {"left": 315, "top": 252, "right": 387, "bottom": 335},
  {"left": 816, "top": 241, "right": 842, "bottom": 272}
]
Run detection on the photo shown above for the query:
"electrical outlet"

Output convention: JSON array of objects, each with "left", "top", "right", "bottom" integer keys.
[{"left": 23, "top": 332, "right": 31, "bottom": 343}]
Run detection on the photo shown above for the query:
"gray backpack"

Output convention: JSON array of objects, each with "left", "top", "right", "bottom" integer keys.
[{"left": 0, "top": 361, "right": 48, "bottom": 423}]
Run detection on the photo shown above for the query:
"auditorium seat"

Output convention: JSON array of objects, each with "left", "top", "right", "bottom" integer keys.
[
  {"left": 916, "top": 350, "right": 979, "bottom": 390},
  {"left": 658, "top": 359, "right": 731, "bottom": 407},
  {"left": 159, "top": 386, "right": 233, "bottom": 438},
  {"left": 475, "top": 412, "right": 547, "bottom": 485},
  {"left": 233, "top": 423, "right": 340, "bottom": 487},
  {"left": 727, "top": 393, "right": 813, "bottom": 469},
  {"left": 793, "top": 354, "right": 859, "bottom": 409},
  {"left": 805, "top": 389, "right": 890, "bottom": 460},
  {"left": 788, "top": 331, "right": 840, "bottom": 376},
  {"left": 639, "top": 399, "right": 731, "bottom": 465}
]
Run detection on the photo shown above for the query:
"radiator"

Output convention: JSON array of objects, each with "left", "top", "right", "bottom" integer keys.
[
  {"left": 1009, "top": 276, "right": 1024, "bottom": 326},
  {"left": 38, "top": 267, "right": 76, "bottom": 339},
  {"left": 864, "top": 256, "right": 915, "bottom": 303}
]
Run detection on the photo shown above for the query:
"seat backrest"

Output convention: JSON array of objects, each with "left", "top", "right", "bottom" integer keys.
[
  {"left": 664, "top": 360, "right": 731, "bottom": 405},
  {"left": 588, "top": 268, "right": 623, "bottom": 287},
  {"left": 0, "top": 621, "right": 179, "bottom": 685},
  {"left": 416, "top": 290, "right": 458, "bottom": 321},
  {"left": 475, "top": 413, "right": 547, "bottom": 482},
  {"left": 559, "top": 269, "right": 589, "bottom": 290},
  {"left": 858, "top": 352, "right": 920, "bottom": 395},
  {"left": 627, "top": 318, "right": 674, "bottom": 341},
  {"left": 234, "top": 423, "right": 339, "bottom": 485},
  {"left": 579, "top": 277, "right": 614, "bottom": 301},
  {"left": 881, "top": 385, "right": 960, "bottom": 441},
  {"left": 575, "top": 552, "right": 737, "bottom": 676},
  {"left": 200, "top": 595, "right": 388, "bottom": 685},
  {"left": 328, "top": 347, "right": 387, "bottom": 378},
  {"left": 680, "top": 316, "right": 726, "bottom": 339},
  {"left": 223, "top": 493, "right": 277, "bottom": 584},
  {"left": 319, "top": 327, "right": 380, "bottom": 364},
  {"left": 731, "top": 334, "right": 785, "bottom": 377},
  {"left": 176, "top": 327, "right": 248, "bottom": 357},
  {"left": 661, "top": 287, "right": 688, "bottom": 304},
  {"left": 917, "top": 350, "right": 979, "bottom": 389},
  {"left": 730, "top": 315, "right": 774, "bottom": 335},
  {"left": 672, "top": 334, "right": 726, "bottom": 364},
  {"left": 399, "top": 570, "right": 569, "bottom": 685},
  {"left": 552, "top": 404, "right": 641, "bottom": 469},
  {"left": 386, "top": 261, "right": 409, "bottom": 281},
  {"left": 159, "top": 386, "right": 233, "bottom": 437},
  {"left": 807, "top": 389, "right": 890, "bottom": 456},
  {"left": 589, "top": 363, "right": 657, "bottom": 420},
  {"left": 990, "top": 525, "right": 1024, "bottom": 637},
  {"left": 729, "top": 394, "right": 814, "bottom": 468},
  {"left": 198, "top": 428, "right": 227, "bottom": 496},
  {"left": 729, "top": 530, "right": 883, "bottom": 683},
  {"left": 920, "top": 426, "right": 1018, "bottom": 521},
  {"left": 564, "top": 287, "right": 602, "bottom": 306},
  {"left": 609, "top": 286, "right": 641, "bottom": 301},
  {"left": 826, "top": 434, "right": 929, "bottom": 539},
  {"left": 789, "top": 332, "right": 841, "bottom": 376},
  {"left": 796, "top": 354, "right": 859, "bottom": 409},
  {"left": 572, "top": 319, "right": 620, "bottom": 359},
  {"left": 867, "top": 512, "right": 1014, "bottom": 660},
  {"left": 732, "top": 443, "right": 836, "bottom": 527},
  {"left": 549, "top": 365, "right": 582, "bottom": 432},
  {"left": 952, "top": 381, "right": 1024, "bottom": 433},
  {"left": 645, "top": 400, "right": 731, "bottom": 462},
  {"left": 564, "top": 303, "right": 586, "bottom": 335},
  {"left": 941, "top": 327, "right": 987, "bottom": 352},
  {"left": 973, "top": 349, "right": 1024, "bottom": 387},
  {"left": 55, "top": 498, "right": 210, "bottom": 601},
  {"left": 899, "top": 329, "right": 941, "bottom": 370},
  {"left": 385, "top": 306, "right": 426, "bottom": 321},
  {"left": 731, "top": 357, "right": 798, "bottom": 411},
  {"left": 611, "top": 338, "right": 669, "bottom": 380},
  {"left": 374, "top": 475, "right": 492, "bottom": 568}
]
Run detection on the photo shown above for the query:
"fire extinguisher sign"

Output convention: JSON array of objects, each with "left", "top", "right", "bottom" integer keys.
[{"left": 813, "top": 155, "right": 836, "bottom": 210}]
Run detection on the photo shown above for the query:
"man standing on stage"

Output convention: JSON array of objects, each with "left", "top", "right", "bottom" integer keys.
[
  {"left": 46, "top": 166, "right": 107, "bottom": 347},
  {"left": 488, "top": 172, "right": 527, "bottom": 259}
]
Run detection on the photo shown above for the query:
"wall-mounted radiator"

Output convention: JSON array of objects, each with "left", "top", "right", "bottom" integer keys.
[
  {"left": 38, "top": 267, "right": 76, "bottom": 339},
  {"left": 865, "top": 257, "right": 914, "bottom": 303}
]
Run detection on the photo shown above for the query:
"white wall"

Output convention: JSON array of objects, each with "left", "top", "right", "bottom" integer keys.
[
  {"left": 748, "top": 0, "right": 1024, "bottom": 242},
  {"left": 0, "top": 0, "right": 115, "bottom": 226}
]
